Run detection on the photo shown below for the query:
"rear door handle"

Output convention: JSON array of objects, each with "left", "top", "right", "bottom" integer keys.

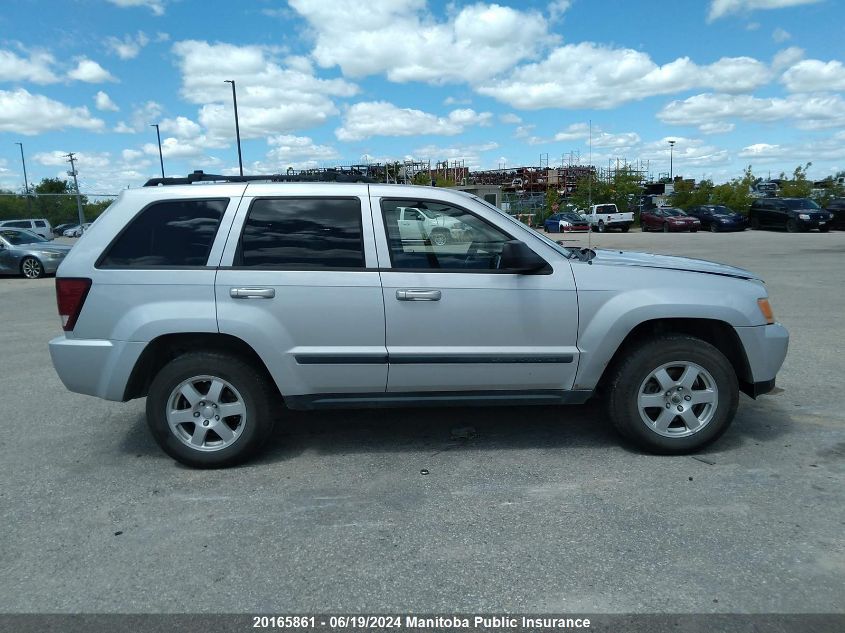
[
  {"left": 396, "top": 289, "right": 441, "bottom": 301},
  {"left": 230, "top": 287, "right": 275, "bottom": 299}
]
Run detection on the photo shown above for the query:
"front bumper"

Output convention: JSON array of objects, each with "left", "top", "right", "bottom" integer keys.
[
  {"left": 734, "top": 323, "right": 789, "bottom": 397},
  {"left": 49, "top": 336, "right": 146, "bottom": 401}
]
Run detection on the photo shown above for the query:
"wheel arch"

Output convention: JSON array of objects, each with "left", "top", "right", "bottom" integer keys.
[
  {"left": 123, "top": 332, "right": 281, "bottom": 402},
  {"left": 595, "top": 318, "right": 755, "bottom": 397}
]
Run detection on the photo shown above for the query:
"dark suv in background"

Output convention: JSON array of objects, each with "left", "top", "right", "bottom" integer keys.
[
  {"left": 748, "top": 198, "right": 833, "bottom": 232},
  {"left": 687, "top": 205, "right": 747, "bottom": 232},
  {"left": 824, "top": 198, "right": 845, "bottom": 230}
]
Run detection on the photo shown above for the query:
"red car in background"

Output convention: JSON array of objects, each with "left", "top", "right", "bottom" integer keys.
[{"left": 641, "top": 207, "right": 701, "bottom": 232}]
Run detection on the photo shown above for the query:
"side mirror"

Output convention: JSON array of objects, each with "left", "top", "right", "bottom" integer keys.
[{"left": 500, "top": 240, "right": 549, "bottom": 274}]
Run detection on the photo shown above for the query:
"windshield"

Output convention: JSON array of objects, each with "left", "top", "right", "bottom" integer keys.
[
  {"left": 783, "top": 199, "right": 820, "bottom": 210},
  {"left": 560, "top": 213, "right": 583, "bottom": 222},
  {"left": 0, "top": 229, "right": 48, "bottom": 245},
  {"left": 662, "top": 208, "right": 686, "bottom": 217},
  {"left": 709, "top": 205, "right": 734, "bottom": 216}
]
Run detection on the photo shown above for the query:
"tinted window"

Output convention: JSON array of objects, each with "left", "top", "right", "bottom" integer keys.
[
  {"left": 4, "top": 221, "right": 30, "bottom": 228},
  {"left": 0, "top": 229, "right": 47, "bottom": 245},
  {"left": 382, "top": 198, "right": 516, "bottom": 271},
  {"left": 783, "top": 198, "right": 820, "bottom": 210},
  {"left": 595, "top": 205, "right": 616, "bottom": 214},
  {"left": 99, "top": 198, "right": 226, "bottom": 268},
  {"left": 34, "top": 220, "right": 46, "bottom": 227},
  {"left": 238, "top": 198, "right": 364, "bottom": 268}
]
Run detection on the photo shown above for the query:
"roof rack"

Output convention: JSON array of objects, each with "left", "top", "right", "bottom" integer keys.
[{"left": 143, "top": 169, "right": 378, "bottom": 187}]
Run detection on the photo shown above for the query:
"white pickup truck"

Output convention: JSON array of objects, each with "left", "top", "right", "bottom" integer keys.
[
  {"left": 583, "top": 203, "right": 633, "bottom": 233},
  {"left": 395, "top": 206, "right": 471, "bottom": 245}
]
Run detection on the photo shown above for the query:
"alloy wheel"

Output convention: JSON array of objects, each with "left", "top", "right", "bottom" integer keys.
[
  {"left": 637, "top": 361, "right": 718, "bottom": 438},
  {"left": 166, "top": 375, "right": 247, "bottom": 452},
  {"left": 21, "top": 257, "right": 43, "bottom": 279}
]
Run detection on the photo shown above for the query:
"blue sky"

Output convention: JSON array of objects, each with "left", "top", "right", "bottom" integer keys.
[{"left": 0, "top": 0, "right": 843, "bottom": 193}]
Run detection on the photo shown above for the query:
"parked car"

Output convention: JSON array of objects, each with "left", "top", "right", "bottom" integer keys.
[
  {"left": 641, "top": 207, "right": 701, "bottom": 232},
  {"left": 53, "top": 223, "right": 77, "bottom": 237},
  {"left": 748, "top": 198, "right": 832, "bottom": 232},
  {"left": 63, "top": 223, "right": 92, "bottom": 238},
  {"left": 823, "top": 198, "right": 845, "bottom": 230},
  {"left": 686, "top": 205, "right": 747, "bottom": 232},
  {"left": 544, "top": 212, "right": 590, "bottom": 233},
  {"left": 0, "top": 218, "right": 53, "bottom": 240},
  {"left": 49, "top": 173, "right": 788, "bottom": 467},
  {"left": 393, "top": 206, "right": 471, "bottom": 246},
  {"left": 583, "top": 204, "right": 633, "bottom": 232},
  {"left": 0, "top": 228, "right": 71, "bottom": 279}
]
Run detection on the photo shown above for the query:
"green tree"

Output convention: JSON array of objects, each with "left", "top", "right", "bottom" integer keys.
[
  {"left": 671, "top": 179, "right": 714, "bottom": 209},
  {"left": 710, "top": 165, "right": 755, "bottom": 214},
  {"left": 412, "top": 171, "right": 431, "bottom": 185},
  {"left": 778, "top": 163, "right": 813, "bottom": 198}
]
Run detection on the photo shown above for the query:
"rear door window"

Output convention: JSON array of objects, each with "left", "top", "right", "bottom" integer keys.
[
  {"left": 237, "top": 197, "right": 364, "bottom": 269},
  {"left": 98, "top": 198, "right": 227, "bottom": 268}
]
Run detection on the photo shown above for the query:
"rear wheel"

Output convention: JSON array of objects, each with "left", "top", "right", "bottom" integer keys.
[
  {"left": 786, "top": 219, "right": 799, "bottom": 233},
  {"left": 606, "top": 336, "right": 739, "bottom": 454},
  {"left": 620, "top": 224, "right": 630, "bottom": 233},
  {"left": 146, "top": 352, "right": 276, "bottom": 468},
  {"left": 663, "top": 222, "right": 670, "bottom": 233},
  {"left": 430, "top": 229, "right": 449, "bottom": 246},
  {"left": 710, "top": 223, "right": 719, "bottom": 233},
  {"left": 20, "top": 257, "right": 44, "bottom": 279},
  {"left": 750, "top": 217, "right": 761, "bottom": 230},
  {"left": 819, "top": 225, "right": 830, "bottom": 233}
]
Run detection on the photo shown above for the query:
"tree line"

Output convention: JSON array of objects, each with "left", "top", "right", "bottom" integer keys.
[{"left": 0, "top": 178, "right": 113, "bottom": 226}]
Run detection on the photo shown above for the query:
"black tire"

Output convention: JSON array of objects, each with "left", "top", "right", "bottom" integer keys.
[
  {"left": 606, "top": 335, "right": 739, "bottom": 454},
  {"left": 710, "top": 223, "right": 719, "bottom": 233},
  {"left": 786, "top": 219, "right": 799, "bottom": 233},
  {"left": 597, "top": 221, "right": 606, "bottom": 233},
  {"left": 663, "top": 222, "right": 670, "bottom": 233},
  {"left": 691, "top": 228, "right": 698, "bottom": 233},
  {"left": 146, "top": 352, "right": 276, "bottom": 468},
  {"left": 640, "top": 223, "right": 648, "bottom": 232},
  {"left": 620, "top": 224, "right": 630, "bottom": 233},
  {"left": 819, "top": 225, "right": 830, "bottom": 233},
  {"left": 750, "top": 216, "right": 761, "bottom": 230},
  {"left": 20, "top": 256, "right": 44, "bottom": 279}
]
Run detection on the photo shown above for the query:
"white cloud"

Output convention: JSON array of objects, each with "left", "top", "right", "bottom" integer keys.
[
  {"left": 288, "top": 0, "right": 556, "bottom": 84},
  {"left": 772, "top": 27, "right": 791, "bottom": 42},
  {"left": 772, "top": 46, "right": 804, "bottom": 70},
  {"left": 172, "top": 40, "right": 358, "bottom": 139},
  {"left": 409, "top": 141, "right": 500, "bottom": 170},
  {"left": 553, "top": 122, "right": 591, "bottom": 141},
  {"left": 0, "top": 89, "right": 104, "bottom": 135},
  {"left": 142, "top": 137, "right": 219, "bottom": 160},
  {"left": 34, "top": 149, "right": 154, "bottom": 193},
  {"left": 592, "top": 131, "right": 641, "bottom": 149},
  {"left": 476, "top": 43, "right": 772, "bottom": 109},
  {"left": 548, "top": 0, "right": 571, "bottom": 20},
  {"left": 94, "top": 91, "right": 119, "bottom": 111},
  {"left": 0, "top": 48, "right": 59, "bottom": 84},
  {"left": 159, "top": 116, "right": 202, "bottom": 138},
  {"left": 114, "top": 100, "right": 163, "bottom": 133},
  {"left": 67, "top": 58, "right": 116, "bottom": 83},
  {"left": 708, "top": 0, "right": 822, "bottom": 22},
  {"left": 781, "top": 59, "right": 845, "bottom": 92},
  {"left": 106, "top": 0, "right": 166, "bottom": 16},
  {"left": 738, "top": 133, "right": 845, "bottom": 162},
  {"left": 335, "top": 102, "right": 492, "bottom": 141},
  {"left": 444, "top": 96, "right": 472, "bottom": 106},
  {"left": 658, "top": 92, "right": 845, "bottom": 131},
  {"left": 699, "top": 122, "right": 735, "bottom": 134},
  {"left": 264, "top": 134, "right": 339, "bottom": 169},
  {"left": 499, "top": 113, "right": 522, "bottom": 124},
  {"left": 641, "top": 137, "right": 730, "bottom": 168},
  {"left": 105, "top": 32, "right": 150, "bottom": 59}
]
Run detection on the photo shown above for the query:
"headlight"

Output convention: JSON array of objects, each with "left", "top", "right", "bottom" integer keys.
[
  {"left": 829, "top": 213, "right": 835, "bottom": 220},
  {"left": 38, "top": 251, "right": 64, "bottom": 259},
  {"left": 798, "top": 213, "right": 810, "bottom": 220}
]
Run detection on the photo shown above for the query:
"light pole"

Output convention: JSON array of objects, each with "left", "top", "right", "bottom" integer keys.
[
  {"left": 14, "top": 142, "right": 31, "bottom": 213},
  {"left": 224, "top": 79, "right": 244, "bottom": 176},
  {"left": 668, "top": 139, "right": 676, "bottom": 182},
  {"left": 65, "top": 152, "right": 86, "bottom": 227},
  {"left": 150, "top": 123, "right": 165, "bottom": 178}
]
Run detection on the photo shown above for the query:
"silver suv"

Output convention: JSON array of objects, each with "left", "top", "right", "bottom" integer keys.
[{"left": 49, "top": 173, "right": 789, "bottom": 467}]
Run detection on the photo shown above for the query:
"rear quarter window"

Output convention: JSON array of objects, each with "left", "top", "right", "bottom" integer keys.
[{"left": 98, "top": 198, "right": 227, "bottom": 268}]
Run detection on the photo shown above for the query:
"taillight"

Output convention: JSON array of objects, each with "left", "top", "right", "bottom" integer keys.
[{"left": 55, "top": 278, "right": 91, "bottom": 331}]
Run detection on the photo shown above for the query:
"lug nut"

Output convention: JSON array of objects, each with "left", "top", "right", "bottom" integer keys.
[
  {"left": 677, "top": 405, "right": 683, "bottom": 412},
  {"left": 677, "top": 387, "right": 683, "bottom": 391},
  {"left": 193, "top": 412, "right": 200, "bottom": 418},
  {"left": 212, "top": 403, "right": 217, "bottom": 408},
  {"left": 665, "top": 403, "right": 671, "bottom": 408},
  {"left": 684, "top": 395, "right": 692, "bottom": 401},
  {"left": 215, "top": 415, "right": 220, "bottom": 420},
  {"left": 199, "top": 401, "right": 205, "bottom": 406},
  {"left": 202, "top": 420, "right": 209, "bottom": 426}
]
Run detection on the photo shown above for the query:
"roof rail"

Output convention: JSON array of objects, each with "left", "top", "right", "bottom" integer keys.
[{"left": 143, "top": 170, "right": 378, "bottom": 187}]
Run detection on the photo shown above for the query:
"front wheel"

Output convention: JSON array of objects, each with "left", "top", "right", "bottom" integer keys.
[
  {"left": 819, "top": 225, "right": 830, "bottom": 233},
  {"left": 710, "top": 223, "right": 719, "bottom": 233},
  {"left": 430, "top": 230, "right": 449, "bottom": 246},
  {"left": 21, "top": 257, "right": 44, "bottom": 279},
  {"left": 620, "top": 224, "right": 630, "bottom": 233},
  {"left": 146, "top": 352, "right": 276, "bottom": 467},
  {"left": 786, "top": 219, "right": 799, "bottom": 233},
  {"left": 597, "top": 221, "right": 606, "bottom": 233},
  {"left": 663, "top": 222, "right": 670, "bottom": 233},
  {"left": 606, "top": 335, "right": 739, "bottom": 454}
]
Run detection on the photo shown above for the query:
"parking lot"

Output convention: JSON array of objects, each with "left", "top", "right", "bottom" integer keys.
[{"left": 1, "top": 229, "right": 843, "bottom": 613}]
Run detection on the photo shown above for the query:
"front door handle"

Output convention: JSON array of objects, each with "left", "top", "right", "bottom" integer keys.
[
  {"left": 230, "top": 287, "right": 275, "bottom": 299},
  {"left": 396, "top": 289, "right": 441, "bottom": 301}
]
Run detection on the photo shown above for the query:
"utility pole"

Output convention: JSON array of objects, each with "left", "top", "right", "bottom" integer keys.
[
  {"left": 14, "top": 142, "right": 31, "bottom": 213},
  {"left": 224, "top": 79, "right": 244, "bottom": 176},
  {"left": 65, "top": 153, "right": 86, "bottom": 227},
  {"left": 668, "top": 139, "right": 676, "bottom": 182},
  {"left": 150, "top": 123, "right": 165, "bottom": 178}
]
